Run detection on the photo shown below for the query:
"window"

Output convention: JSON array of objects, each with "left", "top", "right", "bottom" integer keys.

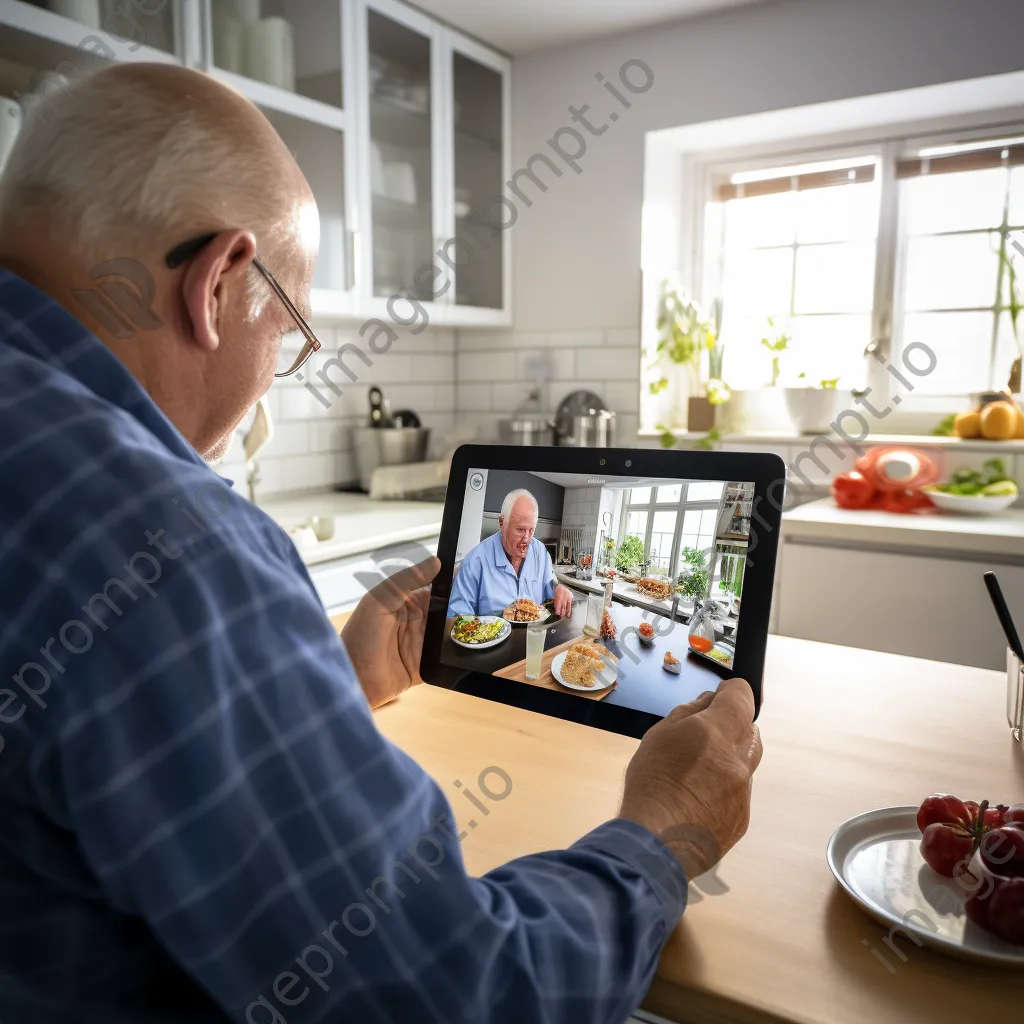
[
  {"left": 703, "top": 157, "right": 881, "bottom": 390},
  {"left": 617, "top": 482, "right": 726, "bottom": 579},
  {"left": 674, "top": 125, "right": 1024, "bottom": 416},
  {"left": 895, "top": 142, "right": 1024, "bottom": 395}
]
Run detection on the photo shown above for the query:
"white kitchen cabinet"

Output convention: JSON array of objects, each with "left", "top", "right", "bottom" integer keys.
[
  {"left": 0, "top": 0, "right": 510, "bottom": 325},
  {"left": 777, "top": 501, "right": 1024, "bottom": 669},
  {"left": 355, "top": 0, "right": 511, "bottom": 326}
]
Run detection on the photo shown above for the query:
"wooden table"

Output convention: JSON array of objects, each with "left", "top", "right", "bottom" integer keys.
[
  {"left": 335, "top": 614, "right": 1023, "bottom": 1023},
  {"left": 440, "top": 602, "right": 723, "bottom": 717}
]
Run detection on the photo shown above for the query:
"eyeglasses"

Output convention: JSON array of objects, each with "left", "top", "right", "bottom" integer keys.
[{"left": 165, "top": 233, "right": 321, "bottom": 377}]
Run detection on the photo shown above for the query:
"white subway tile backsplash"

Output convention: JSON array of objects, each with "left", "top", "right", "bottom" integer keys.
[
  {"left": 268, "top": 421, "right": 311, "bottom": 456},
  {"left": 459, "top": 351, "right": 516, "bottom": 382},
  {"left": 604, "top": 327, "right": 640, "bottom": 348},
  {"left": 309, "top": 421, "right": 349, "bottom": 453},
  {"left": 587, "top": 346, "right": 641, "bottom": 381},
  {"left": 550, "top": 329, "right": 603, "bottom": 350},
  {"left": 458, "top": 330, "right": 512, "bottom": 352},
  {"left": 600, "top": 381, "right": 641, "bottom": 414},
  {"left": 411, "top": 354, "right": 455, "bottom": 381},
  {"left": 456, "top": 382, "right": 494, "bottom": 412},
  {"left": 492, "top": 381, "right": 537, "bottom": 412}
]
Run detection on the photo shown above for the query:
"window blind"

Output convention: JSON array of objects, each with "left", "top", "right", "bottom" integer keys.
[
  {"left": 897, "top": 141, "right": 1024, "bottom": 179},
  {"left": 714, "top": 163, "right": 875, "bottom": 201}
]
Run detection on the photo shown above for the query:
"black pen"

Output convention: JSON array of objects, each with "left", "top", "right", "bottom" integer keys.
[{"left": 983, "top": 570, "right": 1024, "bottom": 662}]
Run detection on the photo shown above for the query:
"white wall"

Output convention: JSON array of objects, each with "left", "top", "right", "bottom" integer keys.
[{"left": 454, "top": 0, "right": 1024, "bottom": 441}]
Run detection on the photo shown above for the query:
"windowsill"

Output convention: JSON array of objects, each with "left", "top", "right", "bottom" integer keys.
[{"left": 638, "top": 429, "right": 1024, "bottom": 453}]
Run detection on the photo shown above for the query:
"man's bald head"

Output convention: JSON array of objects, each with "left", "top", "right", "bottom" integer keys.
[
  {"left": 0, "top": 63, "right": 320, "bottom": 462},
  {"left": 0, "top": 63, "right": 314, "bottom": 274}
]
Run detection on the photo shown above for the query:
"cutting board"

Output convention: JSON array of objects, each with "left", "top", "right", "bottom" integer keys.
[{"left": 494, "top": 634, "right": 617, "bottom": 701}]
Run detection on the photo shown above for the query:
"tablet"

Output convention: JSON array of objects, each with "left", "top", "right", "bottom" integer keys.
[{"left": 421, "top": 445, "right": 784, "bottom": 738}]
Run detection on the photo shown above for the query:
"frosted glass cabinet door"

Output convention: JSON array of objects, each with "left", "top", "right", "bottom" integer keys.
[
  {"left": 365, "top": 4, "right": 435, "bottom": 299},
  {"left": 209, "top": 0, "right": 344, "bottom": 107},
  {"left": 451, "top": 49, "right": 504, "bottom": 309}
]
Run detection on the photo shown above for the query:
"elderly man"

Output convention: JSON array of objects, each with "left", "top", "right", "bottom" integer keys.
[
  {"left": 448, "top": 488, "right": 574, "bottom": 618},
  {"left": 0, "top": 64, "right": 761, "bottom": 1024}
]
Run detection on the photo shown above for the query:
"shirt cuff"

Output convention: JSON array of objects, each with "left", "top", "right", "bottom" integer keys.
[{"left": 571, "top": 818, "right": 689, "bottom": 934}]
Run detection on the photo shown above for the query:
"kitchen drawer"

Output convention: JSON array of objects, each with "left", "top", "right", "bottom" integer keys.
[
  {"left": 309, "top": 535, "right": 439, "bottom": 616},
  {"left": 776, "top": 539, "right": 1024, "bottom": 669}
]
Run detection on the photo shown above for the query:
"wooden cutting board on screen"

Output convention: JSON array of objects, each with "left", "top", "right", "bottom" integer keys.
[{"left": 494, "top": 634, "right": 617, "bottom": 701}]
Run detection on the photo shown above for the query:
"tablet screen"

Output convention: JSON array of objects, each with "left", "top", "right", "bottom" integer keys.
[{"left": 439, "top": 466, "right": 755, "bottom": 719}]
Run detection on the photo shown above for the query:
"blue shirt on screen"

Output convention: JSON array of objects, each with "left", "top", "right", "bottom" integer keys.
[
  {"left": 447, "top": 532, "right": 556, "bottom": 617},
  {"left": 0, "top": 269, "right": 688, "bottom": 1023}
]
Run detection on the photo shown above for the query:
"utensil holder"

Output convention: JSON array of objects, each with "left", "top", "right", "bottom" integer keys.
[{"left": 1009, "top": 648, "right": 1024, "bottom": 744}]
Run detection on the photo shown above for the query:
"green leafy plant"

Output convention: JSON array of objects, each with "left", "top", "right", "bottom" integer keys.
[
  {"left": 692, "top": 427, "right": 722, "bottom": 451},
  {"left": 932, "top": 458, "right": 1017, "bottom": 497},
  {"left": 998, "top": 236, "right": 1023, "bottom": 391},
  {"left": 678, "top": 547, "right": 707, "bottom": 572},
  {"left": 678, "top": 569, "right": 709, "bottom": 603},
  {"left": 614, "top": 534, "right": 647, "bottom": 571},
  {"left": 796, "top": 373, "right": 840, "bottom": 389},
  {"left": 718, "top": 553, "right": 746, "bottom": 597},
  {"left": 760, "top": 317, "right": 790, "bottom": 386},
  {"left": 931, "top": 413, "right": 957, "bottom": 437},
  {"left": 654, "top": 281, "right": 717, "bottom": 391}
]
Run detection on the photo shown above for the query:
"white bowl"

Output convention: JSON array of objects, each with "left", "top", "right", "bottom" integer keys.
[
  {"left": 922, "top": 488, "right": 1017, "bottom": 515},
  {"left": 783, "top": 387, "right": 845, "bottom": 435}
]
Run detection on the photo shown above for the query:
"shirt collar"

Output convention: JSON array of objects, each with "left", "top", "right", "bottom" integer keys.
[{"left": 0, "top": 269, "right": 209, "bottom": 471}]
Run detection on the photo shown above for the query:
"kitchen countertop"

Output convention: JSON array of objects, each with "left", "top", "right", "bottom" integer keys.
[
  {"left": 258, "top": 490, "right": 444, "bottom": 566},
  {"left": 784, "top": 497, "right": 1024, "bottom": 557},
  {"left": 342, "top": 623, "right": 1022, "bottom": 1024}
]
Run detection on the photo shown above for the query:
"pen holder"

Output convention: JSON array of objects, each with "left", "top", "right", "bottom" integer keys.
[{"left": 1008, "top": 648, "right": 1024, "bottom": 744}]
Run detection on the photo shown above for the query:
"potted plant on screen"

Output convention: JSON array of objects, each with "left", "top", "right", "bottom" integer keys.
[
  {"left": 784, "top": 374, "right": 845, "bottom": 435},
  {"left": 676, "top": 546, "right": 709, "bottom": 605},
  {"left": 614, "top": 534, "right": 647, "bottom": 578}
]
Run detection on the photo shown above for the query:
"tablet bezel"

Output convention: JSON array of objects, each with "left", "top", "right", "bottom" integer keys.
[{"left": 421, "top": 445, "right": 785, "bottom": 737}]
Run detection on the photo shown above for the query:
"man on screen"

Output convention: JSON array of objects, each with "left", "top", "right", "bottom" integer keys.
[{"left": 449, "top": 488, "right": 574, "bottom": 618}]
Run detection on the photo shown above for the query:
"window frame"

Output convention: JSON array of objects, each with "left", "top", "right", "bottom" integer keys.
[
  {"left": 678, "top": 110, "right": 1024, "bottom": 427},
  {"left": 616, "top": 483, "right": 725, "bottom": 581}
]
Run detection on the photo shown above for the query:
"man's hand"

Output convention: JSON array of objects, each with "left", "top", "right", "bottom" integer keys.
[
  {"left": 619, "top": 678, "right": 762, "bottom": 879},
  {"left": 552, "top": 584, "right": 574, "bottom": 617},
  {"left": 342, "top": 556, "right": 440, "bottom": 709}
]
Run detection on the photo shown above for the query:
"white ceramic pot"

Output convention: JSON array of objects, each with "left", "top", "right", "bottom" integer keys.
[
  {"left": 721, "top": 387, "right": 792, "bottom": 434},
  {"left": 783, "top": 388, "right": 845, "bottom": 435}
]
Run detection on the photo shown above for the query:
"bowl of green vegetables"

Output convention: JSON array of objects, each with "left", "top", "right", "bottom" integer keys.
[{"left": 922, "top": 458, "right": 1019, "bottom": 515}]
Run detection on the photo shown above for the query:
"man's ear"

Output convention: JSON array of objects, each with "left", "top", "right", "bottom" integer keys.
[{"left": 179, "top": 230, "right": 259, "bottom": 354}]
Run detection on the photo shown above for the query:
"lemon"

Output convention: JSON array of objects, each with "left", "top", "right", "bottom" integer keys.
[{"left": 982, "top": 480, "right": 1018, "bottom": 497}]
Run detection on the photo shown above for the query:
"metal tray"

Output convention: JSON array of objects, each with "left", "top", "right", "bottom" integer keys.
[{"left": 827, "top": 805, "right": 1024, "bottom": 968}]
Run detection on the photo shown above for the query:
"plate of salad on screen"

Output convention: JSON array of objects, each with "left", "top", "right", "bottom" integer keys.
[{"left": 450, "top": 616, "right": 512, "bottom": 649}]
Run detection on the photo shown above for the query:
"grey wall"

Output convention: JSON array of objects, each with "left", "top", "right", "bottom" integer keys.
[
  {"left": 483, "top": 469, "right": 565, "bottom": 521},
  {"left": 507, "top": 0, "right": 1024, "bottom": 332},
  {"left": 454, "top": 0, "right": 1024, "bottom": 444}
]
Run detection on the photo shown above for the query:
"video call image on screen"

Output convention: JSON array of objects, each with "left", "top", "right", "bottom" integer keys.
[{"left": 442, "top": 468, "right": 754, "bottom": 718}]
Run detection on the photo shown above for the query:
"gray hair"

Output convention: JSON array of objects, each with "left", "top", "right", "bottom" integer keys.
[
  {"left": 0, "top": 64, "right": 308, "bottom": 318},
  {"left": 501, "top": 488, "right": 539, "bottom": 523}
]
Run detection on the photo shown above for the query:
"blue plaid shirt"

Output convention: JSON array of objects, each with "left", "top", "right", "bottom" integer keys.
[{"left": 0, "top": 270, "right": 688, "bottom": 1023}]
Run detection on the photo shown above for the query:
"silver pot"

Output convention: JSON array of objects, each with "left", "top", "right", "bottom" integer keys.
[
  {"left": 564, "top": 410, "right": 616, "bottom": 447},
  {"left": 352, "top": 426, "right": 430, "bottom": 491},
  {"left": 498, "top": 415, "right": 555, "bottom": 446}
]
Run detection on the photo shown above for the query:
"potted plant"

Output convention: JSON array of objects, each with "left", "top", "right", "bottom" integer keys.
[
  {"left": 614, "top": 534, "right": 647, "bottom": 575},
  {"left": 676, "top": 546, "right": 709, "bottom": 604},
  {"left": 784, "top": 374, "right": 845, "bottom": 435},
  {"left": 720, "top": 317, "right": 794, "bottom": 433},
  {"left": 649, "top": 281, "right": 723, "bottom": 430}
]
